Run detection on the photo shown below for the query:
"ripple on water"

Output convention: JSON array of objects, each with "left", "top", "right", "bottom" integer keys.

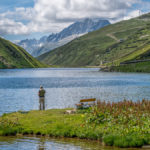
[
  {"left": 0, "top": 68, "right": 150, "bottom": 115},
  {"left": 0, "top": 136, "right": 146, "bottom": 150}
]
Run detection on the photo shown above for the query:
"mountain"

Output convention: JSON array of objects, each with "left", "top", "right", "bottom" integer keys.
[
  {"left": 0, "top": 37, "right": 46, "bottom": 69},
  {"left": 47, "top": 18, "right": 110, "bottom": 42},
  {"left": 37, "top": 12, "right": 150, "bottom": 70},
  {"left": 105, "top": 22, "right": 150, "bottom": 72},
  {"left": 32, "top": 33, "right": 84, "bottom": 57},
  {"left": 17, "top": 36, "right": 47, "bottom": 55},
  {"left": 17, "top": 18, "right": 110, "bottom": 57}
]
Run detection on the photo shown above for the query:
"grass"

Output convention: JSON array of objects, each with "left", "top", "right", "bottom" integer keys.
[
  {"left": 38, "top": 13, "right": 150, "bottom": 68},
  {"left": 109, "top": 61, "right": 150, "bottom": 72},
  {"left": 0, "top": 37, "right": 48, "bottom": 69},
  {"left": 37, "top": 13, "right": 150, "bottom": 73},
  {"left": 0, "top": 100, "right": 150, "bottom": 148},
  {"left": 101, "top": 24, "right": 150, "bottom": 72}
]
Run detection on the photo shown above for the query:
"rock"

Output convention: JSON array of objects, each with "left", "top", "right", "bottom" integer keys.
[
  {"left": 142, "top": 145, "right": 150, "bottom": 149},
  {"left": 65, "top": 109, "right": 77, "bottom": 114}
]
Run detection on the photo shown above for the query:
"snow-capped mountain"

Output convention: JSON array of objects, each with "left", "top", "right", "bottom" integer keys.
[{"left": 17, "top": 18, "right": 110, "bottom": 57}]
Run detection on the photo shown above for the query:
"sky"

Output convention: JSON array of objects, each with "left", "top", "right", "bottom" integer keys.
[{"left": 0, "top": 0, "right": 150, "bottom": 41}]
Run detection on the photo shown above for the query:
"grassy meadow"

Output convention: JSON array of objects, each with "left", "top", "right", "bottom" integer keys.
[
  {"left": 38, "top": 13, "right": 150, "bottom": 70},
  {"left": 0, "top": 100, "right": 150, "bottom": 148},
  {"left": 0, "top": 37, "right": 47, "bottom": 69},
  {"left": 109, "top": 61, "right": 150, "bottom": 72}
]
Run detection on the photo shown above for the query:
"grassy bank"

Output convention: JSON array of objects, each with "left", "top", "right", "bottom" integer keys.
[
  {"left": 108, "top": 61, "right": 150, "bottom": 73},
  {"left": 0, "top": 100, "right": 150, "bottom": 148}
]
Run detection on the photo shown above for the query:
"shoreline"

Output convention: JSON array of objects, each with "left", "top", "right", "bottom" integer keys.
[
  {"left": 0, "top": 100, "right": 150, "bottom": 149},
  {"left": 1, "top": 135, "right": 149, "bottom": 150},
  {"left": 0, "top": 131, "right": 150, "bottom": 149},
  {"left": 0, "top": 135, "right": 118, "bottom": 150}
]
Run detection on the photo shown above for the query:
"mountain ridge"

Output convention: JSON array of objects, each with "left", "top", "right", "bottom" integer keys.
[
  {"left": 0, "top": 37, "right": 46, "bottom": 69},
  {"left": 17, "top": 18, "right": 110, "bottom": 57},
  {"left": 37, "top": 13, "right": 150, "bottom": 70}
]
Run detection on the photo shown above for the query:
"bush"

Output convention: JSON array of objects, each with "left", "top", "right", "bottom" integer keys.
[
  {"left": 114, "top": 137, "right": 129, "bottom": 148},
  {"left": 103, "top": 134, "right": 116, "bottom": 146},
  {"left": 104, "top": 134, "right": 146, "bottom": 148},
  {"left": 1, "top": 128, "right": 17, "bottom": 136}
]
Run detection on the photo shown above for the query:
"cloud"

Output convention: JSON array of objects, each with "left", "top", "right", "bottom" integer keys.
[
  {"left": 33, "top": 0, "right": 137, "bottom": 21},
  {"left": 124, "top": 10, "right": 142, "bottom": 20},
  {"left": 0, "top": 0, "right": 146, "bottom": 36},
  {"left": 0, "top": 18, "right": 29, "bottom": 35}
]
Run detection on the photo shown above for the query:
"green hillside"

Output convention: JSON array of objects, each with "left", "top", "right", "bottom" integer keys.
[
  {"left": 103, "top": 22, "right": 150, "bottom": 72},
  {"left": 38, "top": 13, "right": 150, "bottom": 68},
  {"left": 0, "top": 37, "right": 47, "bottom": 69},
  {"left": 109, "top": 61, "right": 150, "bottom": 72}
]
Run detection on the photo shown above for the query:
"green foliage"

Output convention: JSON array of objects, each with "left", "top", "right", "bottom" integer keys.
[
  {"left": 0, "top": 37, "right": 47, "bottom": 68},
  {"left": 104, "top": 134, "right": 148, "bottom": 148},
  {"left": 0, "top": 100, "right": 150, "bottom": 148},
  {"left": 86, "top": 100, "right": 150, "bottom": 147},
  {"left": 103, "top": 135, "right": 116, "bottom": 146},
  {"left": 38, "top": 13, "right": 150, "bottom": 69},
  {"left": 110, "top": 61, "right": 150, "bottom": 72}
]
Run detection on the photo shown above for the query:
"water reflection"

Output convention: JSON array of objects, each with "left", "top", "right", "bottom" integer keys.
[
  {"left": 38, "top": 139, "right": 46, "bottom": 150},
  {"left": 0, "top": 136, "right": 147, "bottom": 150}
]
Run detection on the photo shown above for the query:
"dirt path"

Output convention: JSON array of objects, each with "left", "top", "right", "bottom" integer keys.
[{"left": 106, "top": 33, "right": 120, "bottom": 42}]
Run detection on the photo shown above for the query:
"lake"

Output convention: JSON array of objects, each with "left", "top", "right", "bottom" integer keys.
[
  {"left": 0, "top": 136, "right": 147, "bottom": 150},
  {"left": 0, "top": 68, "right": 150, "bottom": 115},
  {"left": 1, "top": 68, "right": 150, "bottom": 150}
]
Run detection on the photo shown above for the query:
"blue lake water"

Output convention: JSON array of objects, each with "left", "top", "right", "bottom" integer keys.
[
  {"left": 0, "top": 68, "right": 150, "bottom": 115},
  {"left": 0, "top": 68, "right": 150, "bottom": 150}
]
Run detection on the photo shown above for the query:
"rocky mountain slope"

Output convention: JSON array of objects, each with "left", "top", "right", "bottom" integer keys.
[
  {"left": 17, "top": 18, "right": 110, "bottom": 57},
  {"left": 37, "top": 13, "right": 150, "bottom": 70},
  {"left": 17, "top": 36, "right": 47, "bottom": 56}
]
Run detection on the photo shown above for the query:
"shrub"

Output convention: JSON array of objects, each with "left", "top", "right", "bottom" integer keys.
[{"left": 103, "top": 134, "right": 116, "bottom": 146}]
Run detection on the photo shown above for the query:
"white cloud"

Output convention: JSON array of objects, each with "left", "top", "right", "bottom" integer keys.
[
  {"left": 124, "top": 10, "right": 142, "bottom": 20},
  {"left": 0, "top": 0, "right": 143, "bottom": 36},
  {"left": 0, "top": 18, "right": 29, "bottom": 35},
  {"left": 110, "top": 9, "right": 142, "bottom": 23},
  {"left": 33, "top": 0, "right": 137, "bottom": 21}
]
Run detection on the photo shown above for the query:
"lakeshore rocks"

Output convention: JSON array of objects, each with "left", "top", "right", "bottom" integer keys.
[{"left": 65, "top": 109, "right": 77, "bottom": 114}]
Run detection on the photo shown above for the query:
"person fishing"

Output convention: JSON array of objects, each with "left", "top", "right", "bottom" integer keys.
[{"left": 38, "top": 85, "right": 46, "bottom": 110}]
